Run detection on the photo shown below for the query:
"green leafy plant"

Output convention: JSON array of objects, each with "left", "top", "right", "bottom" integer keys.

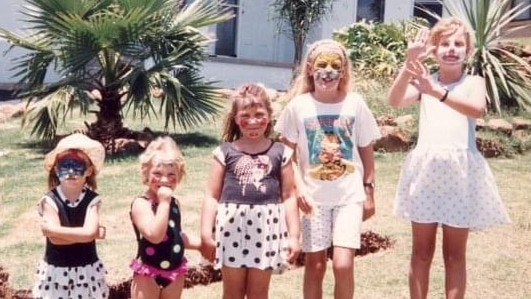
[
  {"left": 421, "top": 0, "right": 531, "bottom": 113},
  {"left": 0, "top": 0, "right": 233, "bottom": 147},
  {"left": 333, "top": 18, "right": 429, "bottom": 92}
]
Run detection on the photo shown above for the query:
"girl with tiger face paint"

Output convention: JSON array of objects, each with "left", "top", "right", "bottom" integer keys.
[
  {"left": 275, "top": 39, "right": 381, "bottom": 299},
  {"left": 201, "top": 83, "right": 301, "bottom": 299}
]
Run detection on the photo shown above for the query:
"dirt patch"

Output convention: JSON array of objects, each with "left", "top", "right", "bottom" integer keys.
[{"left": 0, "top": 230, "right": 393, "bottom": 299}]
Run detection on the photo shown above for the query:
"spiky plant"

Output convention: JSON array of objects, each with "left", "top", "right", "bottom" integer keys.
[{"left": 0, "top": 0, "right": 233, "bottom": 148}]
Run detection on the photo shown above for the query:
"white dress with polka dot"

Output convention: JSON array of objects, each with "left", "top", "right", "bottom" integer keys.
[
  {"left": 213, "top": 142, "right": 292, "bottom": 273},
  {"left": 393, "top": 75, "right": 510, "bottom": 231}
]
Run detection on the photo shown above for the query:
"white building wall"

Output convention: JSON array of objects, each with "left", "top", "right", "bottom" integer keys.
[
  {"left": 0, "top": 0, "right": 25, "bottom": 85},
  {"left": 0, "top": 0, "right": 417, "bottom": 86}
]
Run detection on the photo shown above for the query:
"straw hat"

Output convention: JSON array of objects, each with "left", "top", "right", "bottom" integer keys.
[{"left": 44, "top": 133, "right": 106, "bottom": 174}]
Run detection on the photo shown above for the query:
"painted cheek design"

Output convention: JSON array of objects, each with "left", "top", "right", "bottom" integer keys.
[
  {"left": 240, "top": 116, "right": 268, "bottom": 128},
  {"left": 313, "top": 52, "right": 343, "bottom": 72}
]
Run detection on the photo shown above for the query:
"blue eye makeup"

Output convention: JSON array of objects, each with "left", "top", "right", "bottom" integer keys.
[{"left": 56, "top": 159, "right": 88, "bottom": 180}]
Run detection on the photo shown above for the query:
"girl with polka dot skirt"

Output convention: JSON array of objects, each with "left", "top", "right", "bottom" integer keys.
[
  {"left": 129, "top": 136, "right": 201, "bottom": 299},
  {"left": 274, "top": 39, "right": 381, "bottom": 299},
  {"left": 201, "top": 83, "right": 301, "bottom": 299},
  {"left": 33, "top": 133, "right": 109, "bottom": 299},
  {"left": 388, "top": 17, "right": 510, "bottom": 299}
]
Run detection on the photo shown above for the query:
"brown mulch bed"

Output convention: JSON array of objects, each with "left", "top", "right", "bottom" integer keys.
[{"left": 0, "top": 230, "right": 393, "bottom": 299}]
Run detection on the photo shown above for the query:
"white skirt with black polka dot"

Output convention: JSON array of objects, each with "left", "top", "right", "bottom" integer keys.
[
  {"left": 214, "top": 202, "right": 291, "bottom": 274},
  {"left": 32, "top": 259, "right": 108, "bottom": 299}
]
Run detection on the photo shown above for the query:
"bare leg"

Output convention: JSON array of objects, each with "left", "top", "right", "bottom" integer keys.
[
  {"left": 130, "top": 274, "right": 161, "bottom": 299},
  {"left": 160, "top": 276, "right": 185, "bottom": 299},
  {"left": 303, "top": 250, "right": 328, "bottom": 299},
  {"left": 409, "top": 222, "right": 438, "bottom": 299},
  {"left": 442, "top": 225, "right": 468, "bottom": 299},
  {"left": 221, "top": 266, "right": 247, "bottom": 299},
  {"left": 246, "top": 268, "right": 272, "bottom": 299},
  {"left": 331, "top": 246, "right": 355, "bottom": 299}
]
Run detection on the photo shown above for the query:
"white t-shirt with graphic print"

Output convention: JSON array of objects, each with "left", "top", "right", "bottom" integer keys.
[{"left": 275, "top": 92, "right": 381, "bottom": 206}]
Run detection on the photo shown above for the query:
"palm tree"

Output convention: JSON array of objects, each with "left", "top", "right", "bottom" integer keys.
[
  {"left": 0, "top": 0, "right": 233, "bottom": 150},
  {"left": 422, "top": 0, "right": 531, "bottom": 113}
]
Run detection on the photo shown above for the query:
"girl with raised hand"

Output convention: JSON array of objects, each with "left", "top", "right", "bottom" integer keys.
[{"left": 388, "top": 17, "right": 510, "bottom": 299}]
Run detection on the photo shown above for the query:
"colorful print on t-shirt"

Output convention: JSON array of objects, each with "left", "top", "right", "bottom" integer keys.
[{"left": 305, "top": 115, "right": 356, "bottom": 181}]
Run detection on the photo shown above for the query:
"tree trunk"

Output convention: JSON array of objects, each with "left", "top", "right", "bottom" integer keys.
[{"left": 86, "top": 92, "right": 129, "bottom": 154}]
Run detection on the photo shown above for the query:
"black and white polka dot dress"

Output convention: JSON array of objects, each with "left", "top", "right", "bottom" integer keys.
[
  {"left": 32, "top": 187, "right": 109, "bottom": 299},
  {"left": 212, "top": 142, "right": 293, "bottom": 273}
]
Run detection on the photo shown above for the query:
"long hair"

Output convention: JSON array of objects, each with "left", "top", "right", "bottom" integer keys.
[
  {"left": 288, "top": 39, "right": 353, "bottom": 98},
  {"left": 221, "top": 83, "right": 274, "bottom": 142}
]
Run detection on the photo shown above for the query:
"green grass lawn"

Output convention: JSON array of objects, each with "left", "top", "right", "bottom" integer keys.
[{"left": 1, "top": 102, "right": 530, "bottom": 298}]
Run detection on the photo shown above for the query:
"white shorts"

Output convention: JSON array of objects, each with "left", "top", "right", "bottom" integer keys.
[{"left": 301, "top": 201, "right": 364, "bottom": 252}]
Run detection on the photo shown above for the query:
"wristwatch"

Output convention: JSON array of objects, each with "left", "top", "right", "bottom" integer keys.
[{"left": 363, "top": 182, "right": 375, "bottom": 189}]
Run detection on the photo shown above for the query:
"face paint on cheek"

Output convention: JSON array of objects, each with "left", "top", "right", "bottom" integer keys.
[
  {"left": 313, "top": 52, "right": 343, "bottom": 72},
  {"left": 240, "top": 118, "right": 250, "bottom": 128}
]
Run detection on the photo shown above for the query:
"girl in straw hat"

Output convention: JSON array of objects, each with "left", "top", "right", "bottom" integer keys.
[{"left": 33, "top": 133, "right": 109, "bottom": 299}]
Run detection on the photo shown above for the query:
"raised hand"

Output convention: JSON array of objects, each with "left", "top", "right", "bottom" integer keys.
[
  {"left": 406, "top": 60, "right": 437, "bottom": 94},
  {"left": 406, "top": 28, "right": 435, "bottom": 63}
]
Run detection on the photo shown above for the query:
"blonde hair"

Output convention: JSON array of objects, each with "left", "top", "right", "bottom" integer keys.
[
  {"left": 222, "top": 83, "right": 274, "bottom": 142},
  {"left": 289, "top": 39, "right": 353, "bottom": 97},
  {"left": 139, "top": 136, "right": 186, "bottom": 185},
  {"left": 429, "top": 17, "right": 475, "bottom": 55},
  {"left": 47, "top": 149, "right": 98, "bottom": 190}
]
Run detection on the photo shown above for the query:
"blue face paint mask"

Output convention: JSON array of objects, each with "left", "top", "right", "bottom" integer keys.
[{"left": 56, "top": 159, "right": 88, "bottom": 181}]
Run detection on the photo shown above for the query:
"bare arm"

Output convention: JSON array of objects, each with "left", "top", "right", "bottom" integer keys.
[
  {"left": 130, "top": 187, "right": 173, "bottom": 244},
  {"left": 409, "top": 61, "right": 486, "bottom": 118},
  {"left": 280, "top": 156, "right": 301, "bottom": 263},
  {"left": 278, "top": 135, "right": 313, "bottom": 214},
  {"left": 437, "top": 76, "right": 486, "bottom": 118},
  {"left": 389, "top": 28, "right": 435, "bottom": 108},
  {"left": 182, "top": 232, "right": 201, "bottom": 250},
  {"left": 359, "top": 143, "right": 376, "bottom": 221},
  {"left": 41, "top": 201, "right": 100, "bottom": 244},
  {"left": 200, "top": 157, "right": 224, "bottom": 261}
]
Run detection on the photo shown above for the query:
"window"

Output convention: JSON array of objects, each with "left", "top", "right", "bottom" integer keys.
[
  {"left": 215, "top": 0, "right": 238, "bottom": 56},
  {"left": 414, "top": 0, "right": 443, "bottom": 26},
  {"left": 356, "top": 0, "right": 385, "bottom": 22},
  {"left": 512, "top": 0, "right": 531, "bottom": 21},
  {"left": 181, "top": 0, "right": 239, "bottom": 57}
]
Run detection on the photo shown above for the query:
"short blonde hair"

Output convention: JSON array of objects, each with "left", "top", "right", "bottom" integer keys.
[
  {"left": 429, "top": 17, "right": 475, "bottom": 55},
  {"left": 139, "top": 136, "right": 186, "bottom": 185}
]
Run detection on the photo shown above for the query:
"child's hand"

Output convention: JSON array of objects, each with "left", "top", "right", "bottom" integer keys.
[
  {"left": 286, "top": 236, "right": 301, "bottom": 264},
  {"left": 406, "top": 60, "right": 437, "bottom": 94},
  {"left": 200, "top": 237, "right": 216, "bottom": 263},
  {"left": 157, "top": 186, "right": 173, "bottom": 204},
  {"left": 406, "top": 28, "right": 435, "bottom": 63},
  {"left": 297, "top": 194, "right": 313, "bottom": 215},
  {"left": 40, "top": 219, "right": 53, "bottom": 237},
  {"left": 97, "top": 225, "right": 106, "bottom": 239},
  {"left": 362, "top": 197, "right": 375, "bottom": 221}
]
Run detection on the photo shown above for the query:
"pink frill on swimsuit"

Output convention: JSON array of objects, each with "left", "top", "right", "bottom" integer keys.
[{"left": 130, "top": 257, "right": 188, "bottom": 280}]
